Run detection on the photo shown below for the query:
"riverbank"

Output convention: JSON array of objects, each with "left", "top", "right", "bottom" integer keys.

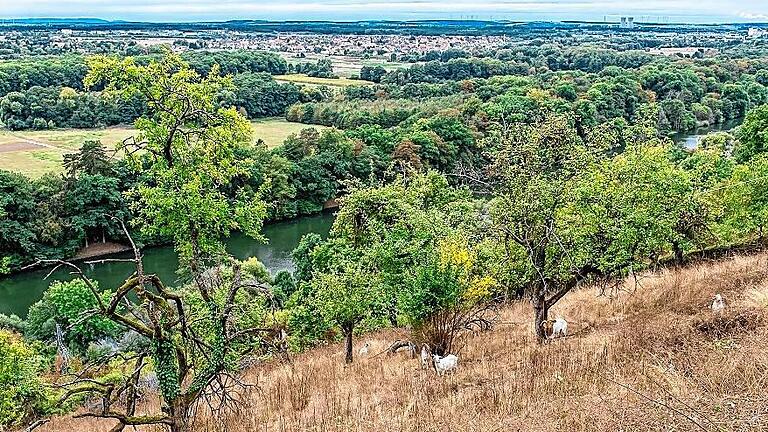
[
  {"left": 670, "top": 117, "right": 743, "bottom": 149},
  {"left": 0, "top": 212, "right": 335, "bottom": 318},
  {"left": 72, "top": 242, "right": 132, "bottom": 260}
]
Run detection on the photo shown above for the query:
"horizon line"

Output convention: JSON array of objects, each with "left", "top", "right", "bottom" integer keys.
[{"left": 1, "top": 17, "right": 767, "bottom": 26}]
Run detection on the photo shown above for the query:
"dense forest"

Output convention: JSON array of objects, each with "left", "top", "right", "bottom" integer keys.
[
  {"left": 1, "top": 24, "right": 768, "bottom": 431},
  {"left": 0, "top": 50, "right": 301, "bottom": 129}
]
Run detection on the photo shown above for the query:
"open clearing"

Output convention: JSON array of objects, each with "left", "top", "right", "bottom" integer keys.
[
  {"left": 275, "top": 73, "right": 373, "bottom": 87},
  {"left": 44, "top": 253, "right": 768, "bottom": 431},
  {"left": 283, "top": 53, "right": 413, "bottom": 78},
  {"left": 0, "top": 119, "right": 324, "bottom": 177},
  {"left": 251, "top": 117, "right": 327, "bottom": 147}
]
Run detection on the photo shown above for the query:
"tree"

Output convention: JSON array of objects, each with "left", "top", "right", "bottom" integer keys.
[
  {"left": 360, "top": 65, "right": 387, "bottom": 83},
  {"left": 65, "top": 174, "right": 125, "bottom": 247},
  {"left": 33, "top": 51, "right": 272, "bottom": 432},
  {"left": 26, "top": 279, "right": 120, "bottom": 351},
  {"left": 719, "top": 154, "right": 768, "bottom": 241},
  {"left": 86, "top": 50, "right": 266, "bottom": 267},
  {"left": 485, "top": 115, "right": 602, "bottom": 341},
  {"left": 399, "top": 237, "right": 498, "bottom": 355},
  {"left": 0, "top": 330, "right": 51, "bottom": 428},
  {"left": 570, "top": 144, "right": 703, "bottom": 267},
  {"left": 63, "top": 140, "right": 114, "bottom": 179},
  {"left": 735, "top": 104, "right": 768, "bottom": 163},
  {"left": 313, "top": 261, "right": 382, "bottom": 363},
  {"left": 484, "top": 116, "right": 685, "bottom": 341},
  {"left": 0, "top": 171, "right": 38, "bottom": 270}
]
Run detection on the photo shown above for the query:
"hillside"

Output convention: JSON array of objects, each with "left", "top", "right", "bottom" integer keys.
[{"left": 44, "top": 253, "right": 768, "bottom": 431}]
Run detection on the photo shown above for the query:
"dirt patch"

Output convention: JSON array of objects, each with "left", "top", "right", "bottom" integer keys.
[
  {"left": 0, "top": 141, "right": 44, "bottom": 153},
  {"left": 74, "top": 242, "right": 132, "bottom": 260}
]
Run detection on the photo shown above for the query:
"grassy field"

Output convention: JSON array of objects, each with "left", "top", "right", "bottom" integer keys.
[
  {"left": 275, "top": 73, "right": 373, "bottom": 88},
  {"left": 44, "top": 253, "right": 768, "bottom": 431},
  {"left": 283, "top": 54, "right": 413, "bottom": 78},
  {"left": 251, "top": 118, "right": 326, "bottom": 147},
  {"left": 0, "top": 127, "right": 134, "bottom": 177},
  {"left": 0, "top": 119, "right": 323, "bottom": 177}
]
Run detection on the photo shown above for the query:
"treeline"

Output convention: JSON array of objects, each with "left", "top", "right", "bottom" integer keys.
[
  {"left": 363, "top": 48, "right": 659, "bottom": 85},
  {"left": 316, "top": 57, "right": 768, "bottom": 134},
  {"left": 0, "top": 77, "right": 306, "bottom": 131},
  {"left": 287, "top": 59, "right": 337, "bottom": 78},
  {"left": 0, "top": 86, "right": 146, "bottom": 130},
  {"left": 0, "top": 75, "right": 303, "bottom": 130},
  {"left": 0, "top": 50, "right": 288, "bottom": 96},
  {"left": 0, "top": 50, "right": 296, "bottom": 130},
  {"left": 0, "top": 56, "right": 89, "bottom": 95}
]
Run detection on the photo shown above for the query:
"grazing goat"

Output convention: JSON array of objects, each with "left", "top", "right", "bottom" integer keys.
[
  {"left": 711, "top": 294, "right": 726, "bottom": 313},
  {"left": 358, "top": 342, "right": 370, "bottom": 357},
  {"left": 432, "top": 354, "right": 459, "bottom": 376},
  {"left": 420, "top": 344, "right": 432, "bottom": 370},
  {"left": 542, "top": 317, "right": 568, "bottom": 340}
]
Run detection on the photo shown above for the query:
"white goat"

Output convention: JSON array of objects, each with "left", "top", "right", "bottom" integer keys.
[
  {"left": 711, "top": 294, "right": 726, "bottom": 313},
  {"left": 542, "top": 318, "right": 568, "bottom": 340},
  {"left": 432, "top": 354, "right": 459, "bottom": 376},
  {"left": 420, "top": 344, "right": 431, "bottom": 370},
  {"left": 358, "top": 342, "right": 370, "bottom": 357}
]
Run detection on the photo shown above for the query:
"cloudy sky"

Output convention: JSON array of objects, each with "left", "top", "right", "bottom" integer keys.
[{"left": 1, "top": 0, "right": 767, "bottom": 23}]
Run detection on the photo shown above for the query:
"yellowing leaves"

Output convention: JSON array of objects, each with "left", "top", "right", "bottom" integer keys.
[
  {"left": 438, "top": 238, "right": 474, "bottom": 273},
  {"left": 437, "top": 237, "right": 498, "bottom": 303},
  {"left": 465, "top": 275, "right": 498, "bottom": 303}
]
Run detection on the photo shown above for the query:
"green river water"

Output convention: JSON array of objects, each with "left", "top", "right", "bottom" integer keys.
[{"left": 0, "top": 212, "right": 334, "bottom": 318}]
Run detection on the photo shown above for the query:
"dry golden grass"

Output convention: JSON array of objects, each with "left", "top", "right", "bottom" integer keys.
[
  {"left": 42, "top": 253, "right": 768, "bottom": 432},
  {"left": 274, "top": 74, "right": 373, "bottom": 87}
]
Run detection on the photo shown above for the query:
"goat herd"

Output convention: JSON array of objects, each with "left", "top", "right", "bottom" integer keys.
[{"left": 356, "top": 293, "right": 728, "bottom": 377}]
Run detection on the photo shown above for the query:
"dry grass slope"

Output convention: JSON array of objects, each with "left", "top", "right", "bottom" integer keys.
[{"left": 42, "top": 253, "right": 768, "bottom": 432}]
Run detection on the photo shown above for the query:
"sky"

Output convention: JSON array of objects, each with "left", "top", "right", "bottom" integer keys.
[{"left": 1, "top": 0, "right": 767, "bottom": 24}]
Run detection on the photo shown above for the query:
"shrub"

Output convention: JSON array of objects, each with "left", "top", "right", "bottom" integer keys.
[
  {"left": 0, "top": 330, "right": 52, "bottom": 427},
  {"left": 399, "top": 239, "right": 498, "bottom": 355},
  {"left": 26, "top": 279, "right": 120, "bottom": 352},
  {"left": 0, "top": 313, "right": 24, "bottom": 332}
]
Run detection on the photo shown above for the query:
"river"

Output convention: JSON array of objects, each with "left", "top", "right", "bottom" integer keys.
[
  {"left": 0, "top": 212, "right": 335, "bottom": 318},
  {"left": 0, "top": 120, "right": 746, "bottom": 318},
  {"left": 670, "top": 118, "right": 743, "bottom": 150}
]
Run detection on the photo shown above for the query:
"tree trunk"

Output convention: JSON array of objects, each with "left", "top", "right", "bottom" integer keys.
[
  {"left": 531, "top": 245, "right": 549, "bottom": 344},
  {"left": 672, "top": 241, "right": 684, "bottom": 265},
  {"left": 169, "top": 399, "right": 191, "bottom": 432},
  {"left": 343, "top": 325, "right": 354, "bottom": 364},
  {"left": 170, "top": 418, "right": 189, "bottom": 432},
  {"left": 533, "top": 286, "right": 549, "bottom": 343}
]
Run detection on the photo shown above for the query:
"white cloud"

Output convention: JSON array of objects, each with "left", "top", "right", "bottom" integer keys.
[{"left": 739, "top": 12, "right": 768, "bottom": 20}]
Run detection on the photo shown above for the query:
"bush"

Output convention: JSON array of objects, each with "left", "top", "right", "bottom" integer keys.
[
  {"left": 0, "top": 313, "right": 24, "bottom": 332},
  {"left": 0, "top": 330, "right": 52, "bottom": 427},
  {"left": 399, "top": 240, "right": 497, "bottom": 356},
  {"left": 26, "top": 279, "right": 120, "bottom": 352}
]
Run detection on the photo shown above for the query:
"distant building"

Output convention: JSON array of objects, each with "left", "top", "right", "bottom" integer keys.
[{"left": 620, "top": 17, "right": 635, "bottom": 29}]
